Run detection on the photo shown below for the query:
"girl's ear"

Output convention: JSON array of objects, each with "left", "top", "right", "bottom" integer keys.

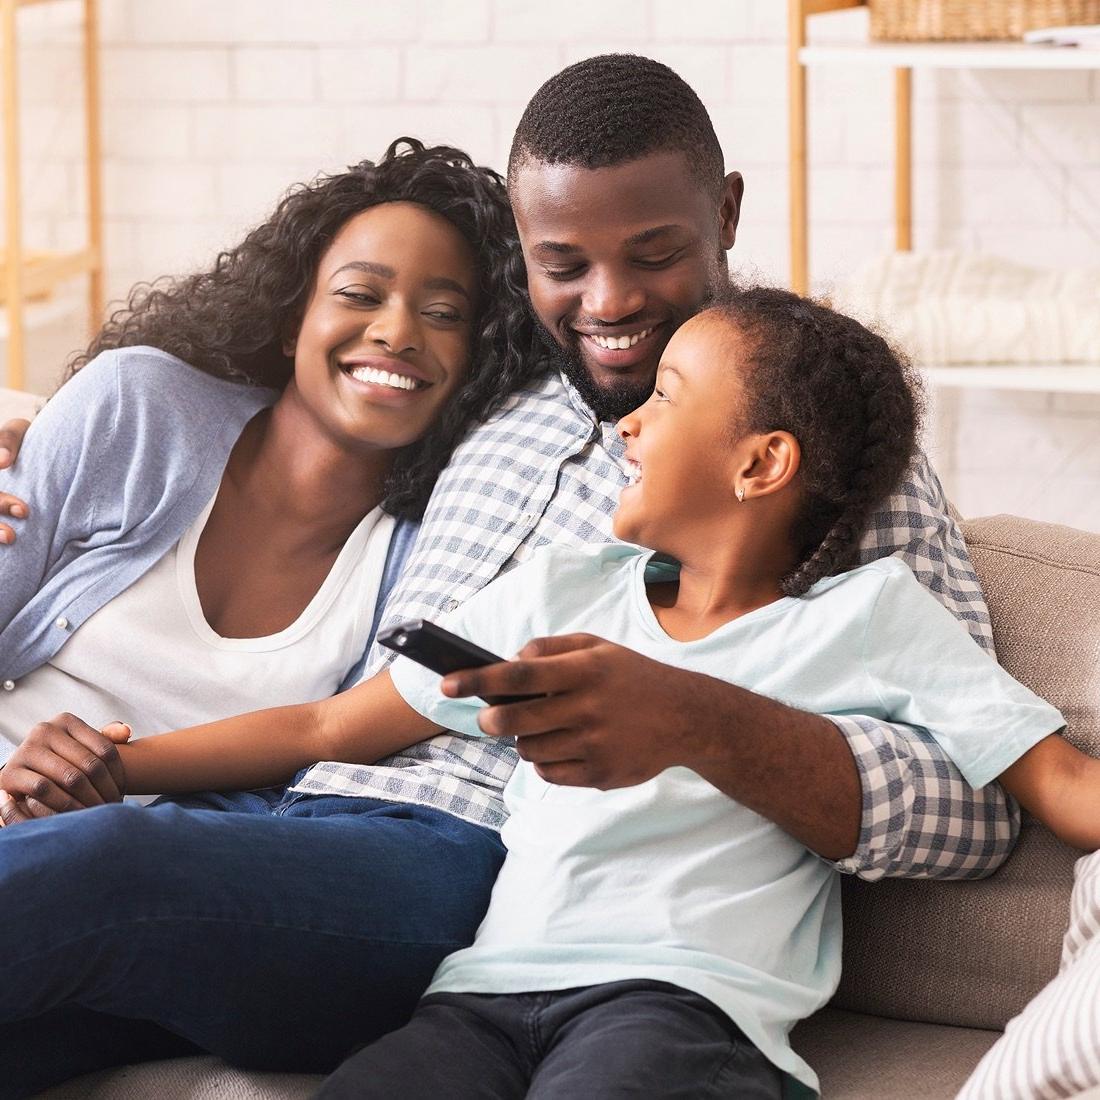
[{"left": 737, "top": 431, "right": 801, "bottom": 502}]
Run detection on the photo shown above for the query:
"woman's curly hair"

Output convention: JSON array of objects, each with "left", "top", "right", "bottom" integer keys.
[
  {"left": 709, "top": 285, "right": 923, "bottom": 597},
  {"left": 69, "top": 138, "right": 542, "bottom": 520}
]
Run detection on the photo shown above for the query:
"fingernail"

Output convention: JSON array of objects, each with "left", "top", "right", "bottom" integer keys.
[
  {"left": 0, "top": 531, "right": 9, "bottom": 544},
  {"left": 0, "top": 448, "right": 10, "bottom": 467},
  {"left": 10, "top": 504, "right": 24, "bottom": 518}
]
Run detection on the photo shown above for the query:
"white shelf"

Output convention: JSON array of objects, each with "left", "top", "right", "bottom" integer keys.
[
  {"left": 800, "top": 41, "right": 1100, "bottom": 70},
  {"left": 921, "top": 364, "right": 1100, "bottom": 394}
]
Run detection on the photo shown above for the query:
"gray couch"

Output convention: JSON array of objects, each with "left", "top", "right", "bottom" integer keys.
[{"left": 5, "top": 390, "right": 1097, "bottom": 1099}]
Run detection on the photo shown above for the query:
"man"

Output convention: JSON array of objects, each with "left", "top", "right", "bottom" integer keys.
[{"left": 0, "top": 55, "right": 1012, "bottom": 1093}]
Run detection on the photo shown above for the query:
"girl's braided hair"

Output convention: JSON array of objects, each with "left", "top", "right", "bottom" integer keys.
[
  {"left": 67, "top": 138, "right": 541, "bottom": 520},
  {"left": 711, "top": 285, "right": 923, "bottom": 597}
]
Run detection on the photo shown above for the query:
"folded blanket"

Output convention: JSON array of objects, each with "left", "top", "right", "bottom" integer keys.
[{"left": 830, "top": 252, "right": 1100, "bottom": 365}]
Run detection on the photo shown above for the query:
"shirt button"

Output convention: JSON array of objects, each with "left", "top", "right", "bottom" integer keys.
[
  {"left": 2, "top": 680, "right": 14, "bottom": 692},
  {"left": 443, "top": 598, "right": 460, "bottom": 614},
  {"left": 55, "top": 617, "right": 70, "bottom": 631}
]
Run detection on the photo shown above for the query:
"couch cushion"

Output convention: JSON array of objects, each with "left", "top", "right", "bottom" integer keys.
[
  {"left": 834, "top": 515, "right": 1100, "bottom": 1030},
  {"left": 792, "top": 1007, "right": 1000, "bottom": 1099}
]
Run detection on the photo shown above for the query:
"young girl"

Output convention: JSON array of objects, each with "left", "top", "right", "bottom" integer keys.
[{"left": 5, "top": 289, "right": 1088, "bottom": 1097}]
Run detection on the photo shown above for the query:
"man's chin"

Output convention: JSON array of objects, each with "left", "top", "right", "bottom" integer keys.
[{"left": 534, "top": 324, "right": 656, "bottom": 423}]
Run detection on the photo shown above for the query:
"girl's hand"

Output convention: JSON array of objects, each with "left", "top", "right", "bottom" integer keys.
[{"left": 0, "top": 716, "right": 131, "bottom": 824}]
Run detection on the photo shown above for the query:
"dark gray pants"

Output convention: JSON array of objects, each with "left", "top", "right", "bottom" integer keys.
[{"left": 319, "top": 979, "right": 784, "bottom": 1099}]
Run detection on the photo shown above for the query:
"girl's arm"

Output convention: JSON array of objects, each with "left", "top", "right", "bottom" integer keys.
[
  {"left": 999, "top": 733, "right": 1100, "bottom": 851},
  {"left": 119, "top": 669, "right": 439, "bottom": 794},
  {"left": 0, "top": 670, "right": 440, "bottom": 813}
]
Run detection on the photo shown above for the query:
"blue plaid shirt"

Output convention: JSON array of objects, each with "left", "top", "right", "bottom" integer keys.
[{"left": 291, "top": 369, "right": 1016, "bottom": 881}]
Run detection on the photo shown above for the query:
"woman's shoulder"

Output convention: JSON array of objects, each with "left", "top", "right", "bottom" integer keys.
[{"left": 75, "top": 346, "right": 274, "bottom": 403}]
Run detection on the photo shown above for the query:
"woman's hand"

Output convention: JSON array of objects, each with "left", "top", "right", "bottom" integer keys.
[{"left": 0, "top": 716, "right": 131, "bottom": 826}]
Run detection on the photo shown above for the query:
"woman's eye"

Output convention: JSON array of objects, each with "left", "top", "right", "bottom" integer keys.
[
  {"left": 542, "top": 265, "right": 584, "bottom": 282},
  {"left": 425, "top": 308, "right": 463, "bottom": 324},
  {"left": 337, "top": 288, "right": 379, "bottom": 305}
]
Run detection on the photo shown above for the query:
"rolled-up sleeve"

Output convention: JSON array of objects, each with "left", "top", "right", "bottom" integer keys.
[{"left": 828, "top": 714, "right": 1020, "bottom": 881}]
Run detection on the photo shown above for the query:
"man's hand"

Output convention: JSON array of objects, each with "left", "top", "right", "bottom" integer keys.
[
  {"left": 0, "top": 716, "right": 131, "bottom": 825},
  {"left": 0, "top": 416, "right": 30, "bottom": 546},
  {"left": 441, "top": 632, "right": 862, "bottom": 859}
]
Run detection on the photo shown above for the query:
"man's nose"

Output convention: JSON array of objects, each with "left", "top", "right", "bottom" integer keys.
[{"left": 582, "top": 269, "right": 645, "bottom": 324}]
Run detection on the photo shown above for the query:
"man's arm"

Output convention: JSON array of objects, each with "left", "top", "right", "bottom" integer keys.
[{"left": 442, "top": 633, "right": 1018, "bottom": 876}]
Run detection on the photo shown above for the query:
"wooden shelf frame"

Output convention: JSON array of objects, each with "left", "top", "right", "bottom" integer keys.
[
  {"left": 1, "top": 0, "right": 102, "bottom": 390},
  {"left": 788, "top": 0, "right": 1100, "bottom": 395}
]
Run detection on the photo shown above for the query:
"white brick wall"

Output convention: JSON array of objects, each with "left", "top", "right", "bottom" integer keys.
[{"left": 6, "top": 0, "right": 1100, "bottom": 530}]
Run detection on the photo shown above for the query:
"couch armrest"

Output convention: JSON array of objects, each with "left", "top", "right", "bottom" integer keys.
[{"left": 0, "top": 387, "right": 44, "bottom": 423}]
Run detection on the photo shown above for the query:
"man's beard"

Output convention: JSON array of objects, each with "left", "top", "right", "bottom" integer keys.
[{"left": 532, "top": 319, "right": 656, "bottom": 424}]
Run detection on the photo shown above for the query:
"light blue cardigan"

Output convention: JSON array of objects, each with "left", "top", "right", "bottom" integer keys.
[{"left": 0, "top": 347, "right": 416, "bottom": 690}]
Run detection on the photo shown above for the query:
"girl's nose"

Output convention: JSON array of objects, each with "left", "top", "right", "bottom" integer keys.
[{"left": 616, "top": 413, "right": 637, "bottom": 440}]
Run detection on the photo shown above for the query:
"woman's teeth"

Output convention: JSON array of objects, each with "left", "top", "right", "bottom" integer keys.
[
  {"left": 347, "top": 365, "right": 421, "bottom": 391},
  {"left": 589, "top": 327, "right": 653, "bottom": 351}
]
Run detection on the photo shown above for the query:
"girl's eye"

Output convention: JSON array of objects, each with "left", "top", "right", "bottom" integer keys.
[{"left": 652, "top": 387, "right": 669, "bottom": 403}]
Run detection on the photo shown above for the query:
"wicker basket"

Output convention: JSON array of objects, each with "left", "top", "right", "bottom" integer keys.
[{"left": 869, "top": 0, "right": 1100, "bottom": 40}]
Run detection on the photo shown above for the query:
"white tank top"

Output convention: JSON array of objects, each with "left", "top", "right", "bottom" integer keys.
[{"left": 0, "top": 493, "right": 394, "bottom": 760}]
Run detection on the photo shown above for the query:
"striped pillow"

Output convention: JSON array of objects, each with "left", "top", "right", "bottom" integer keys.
[{"left": 958, "top": 850, "right": 1100, "bottom": 1099}]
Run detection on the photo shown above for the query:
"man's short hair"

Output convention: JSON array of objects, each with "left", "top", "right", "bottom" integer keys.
[{"left": 508, "top": 54, "right": 725, "bottom": 198}]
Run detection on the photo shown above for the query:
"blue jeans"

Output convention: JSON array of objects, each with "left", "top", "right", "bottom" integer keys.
[{"left": 0, "top": 788, "right": 505, "bottom": 1098}]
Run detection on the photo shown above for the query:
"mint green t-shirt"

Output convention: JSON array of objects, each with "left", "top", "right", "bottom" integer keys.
[{"left": 390, "top": 544, "right": 1064, "bottom": 1094}]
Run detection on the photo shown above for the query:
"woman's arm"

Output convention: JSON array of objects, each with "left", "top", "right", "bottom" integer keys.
[
  {"left": 0, "top": 670, "right": 441, "bottom": 815},
  {"left": 999, "top": 733, "right": 1100, "bottom": 851}
]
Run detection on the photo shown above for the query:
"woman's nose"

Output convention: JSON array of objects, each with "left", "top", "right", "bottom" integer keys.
[{"left": 370, "top": 306, "right": 420, "bottom": 354}]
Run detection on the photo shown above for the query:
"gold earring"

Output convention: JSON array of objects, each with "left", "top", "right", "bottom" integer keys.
[{"left": 737, "top": 486, "right": 745, "bottom": 503}]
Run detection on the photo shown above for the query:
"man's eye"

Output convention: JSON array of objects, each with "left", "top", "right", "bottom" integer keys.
[{"left": 635, "top": 252, "right": 680, "bottom": 270}]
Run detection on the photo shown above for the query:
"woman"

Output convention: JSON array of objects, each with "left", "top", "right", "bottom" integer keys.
[
  {"left": 0, "top": 137, "right": 534, "bottom": 797},
  {"left": 0, "top": 138, "right": 538, "bottom": 1096}
]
